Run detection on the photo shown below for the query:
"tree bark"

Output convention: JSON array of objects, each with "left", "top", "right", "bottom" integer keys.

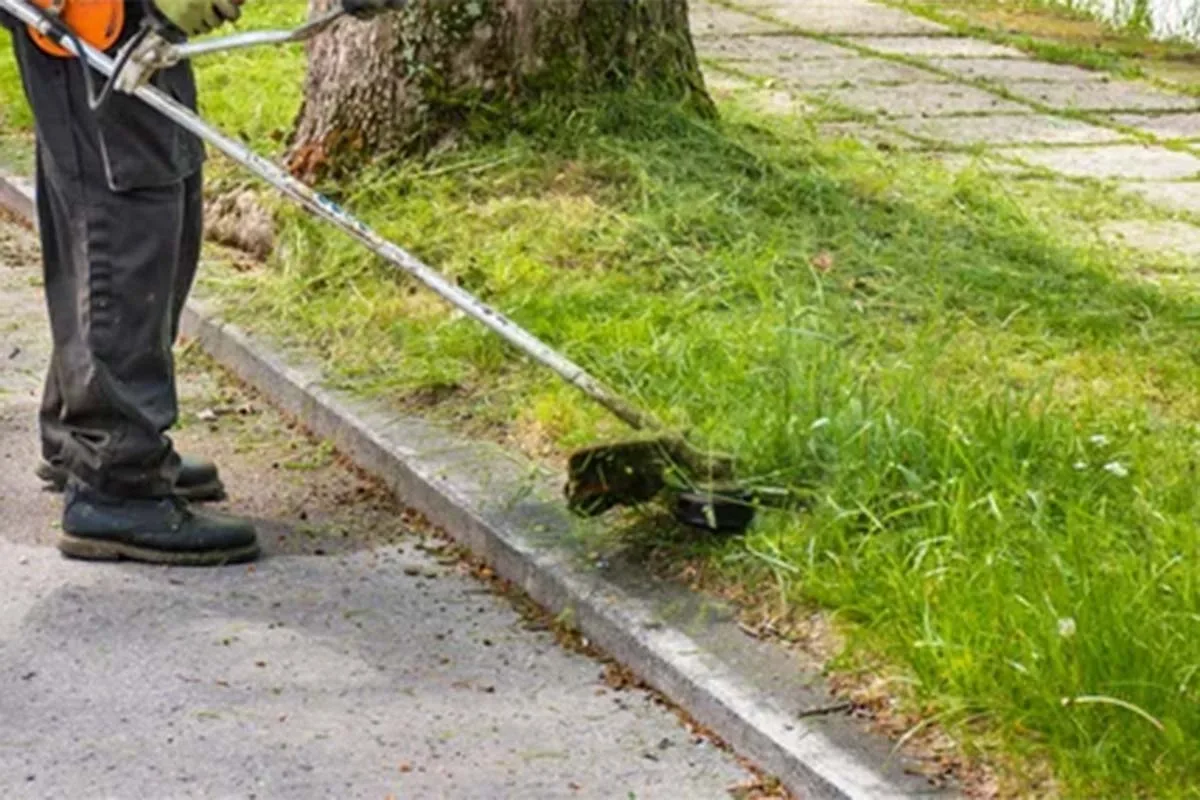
[{"left": 288, "top": 0, "right": 710, "bottom": 181}]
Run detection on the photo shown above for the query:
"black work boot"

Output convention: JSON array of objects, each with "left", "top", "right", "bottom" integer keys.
[
  {"left": 59, "top": 484, "right": 259, "bottom": 566},
  {"left": 37, "top": 454, "right": 226, "bottom": 502}
]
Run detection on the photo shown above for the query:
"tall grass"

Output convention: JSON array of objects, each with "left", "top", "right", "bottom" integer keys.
[{"left": 194, "top": 90, "right": 1200, "bottom": 793}]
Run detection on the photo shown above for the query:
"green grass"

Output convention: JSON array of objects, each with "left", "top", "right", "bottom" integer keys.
[
  {"left": 189, "top": 3, "right": 308, "bottom": 160},
  {"left": 0, "top": 27, "right": 32, "bottom": 173},
  {"left": 4, "top": 6, "right": 1200, "bottom": 796},
  {"left": 0, "top": 34, "right": 29, "bottom": 130}
]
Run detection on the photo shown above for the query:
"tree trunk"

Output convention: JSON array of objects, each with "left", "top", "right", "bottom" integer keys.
[{"left": 288, "top": 0, "right": 710, "bottom": 181}]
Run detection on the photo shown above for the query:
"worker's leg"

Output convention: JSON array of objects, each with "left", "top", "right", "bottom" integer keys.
[
  {"left": 37, "top": 146, "right": 185, "bottom": 496},
  {"left": 36, "top": 160, "right": 70, "bottom": 470},
  {"left": 38, "top": 153, "right": 256, "bottom": 564},
  {"left": 172, "top": 170, "right": 204, "bottom": 340},
  {"left": 13, "top": 32, "right": 256, "bottom": 564},
  {"left": 36, "top": 169, "right": 225, "bottom": 500}
]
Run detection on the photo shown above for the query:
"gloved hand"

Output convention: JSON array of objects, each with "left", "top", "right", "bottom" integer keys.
[
  {"left": 153, "top": 0, "right": 245, "bottom": 37},
  {"left": 342, "top": 0, "right": 408, "bottom": 20}
]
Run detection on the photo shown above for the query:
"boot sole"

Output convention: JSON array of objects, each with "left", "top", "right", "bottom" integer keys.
[
  {"left": 175, "top": 480, "right": 228, "bottom": 503},
  {"left": 58, "top": 535, "right": 260, "bottom": 567},
  {"left": 38, "top": 468, "right": 227, "bottom": 503}
]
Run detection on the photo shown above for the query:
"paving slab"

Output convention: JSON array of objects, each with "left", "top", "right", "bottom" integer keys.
[
  {"left": 1100, "top": 219, "right": 1200, "bottom": 258},
  {"left": 690, "top": 1, "right": 785, "bottom": 37},
  {"left": 702, "top": 68, "right": 759, "bottom": 96},
  {"left": 1120, "top": 180, "right": 1200, "bottom": 214},
  {"left": 1007, "top": 144, "right": 1200, "bottom": 180},
  {"left": 1004, "top": 80, "right": 1200, "bottom": 112},
  {"left": 931, "top": 152, "right": 1028, "bottom": 176},
  {"left": 854, "top": 35, "right": 1025, "bottom": 58},
  {"left": 1109, "top": 111, "right": 1200, "bottom": 140},
  {"left": 746, "top": 87, "right": 815, "bottom": 116},
  {"left": 701, "top": 67, "right": 818, "bottom": 116},
  {"left": 742, "top": 55, "right": 940, "bottom": 87},
  {"left": 817, "top": 122, "right": 921, "bottom": 150},
  {"left": 737, "top": 0, "right": 948, "bottom": 35},
  {"left": 893, "top": 113, "right": 1125, "bottom": 147},
  {"left": 0, "top": 222, "right": 756, "bottom": 800},
  {"left": 696, "top": 33, "right": 857, "bottom": 62},
  {"left": 929, "top": 57, "right": 1106, "bottom": 83},
  {"left": 816, "top": 81, "right": 1029, "bottom": 117}
]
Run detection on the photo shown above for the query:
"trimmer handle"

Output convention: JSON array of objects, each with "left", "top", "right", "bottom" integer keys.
[{"left": 134, "top": 6, "right": 345, "bottom": 69}]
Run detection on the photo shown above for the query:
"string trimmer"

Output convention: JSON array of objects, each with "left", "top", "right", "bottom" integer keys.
[{"left": 3, "top": 0, "right": 762, "bottom": 532}]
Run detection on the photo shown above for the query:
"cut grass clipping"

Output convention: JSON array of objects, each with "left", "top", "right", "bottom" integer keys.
[{"left": 4, "top": 4, "right": 1200, "bottom": 796}]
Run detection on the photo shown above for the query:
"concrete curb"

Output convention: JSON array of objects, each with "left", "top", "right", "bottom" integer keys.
[
  {"left": 0, "top": 172, "right": 949, "bottom": 800},
  {"left": 0, "top": 173, "right": 33, "bottom": 224}
]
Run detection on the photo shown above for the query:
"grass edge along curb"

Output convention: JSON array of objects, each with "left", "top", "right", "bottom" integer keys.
[{"left": 0, "top": 171, "right": 949, "bottom": 800}]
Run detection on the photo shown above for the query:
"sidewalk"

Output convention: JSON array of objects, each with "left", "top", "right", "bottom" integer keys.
[
  {"left": 0, "top": 219, "right": 753, "bottom": 799},
  {"left": 691, "top": 0, "right": 1200, "bottom": 262}
]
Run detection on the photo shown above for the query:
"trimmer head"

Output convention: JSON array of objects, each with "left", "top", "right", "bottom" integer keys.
[
  {"left": 565, "top": 437, "right": 755, "bottom": 533},
  {"left": 565, "top": 439, "right": 672, "bottom": 517}
]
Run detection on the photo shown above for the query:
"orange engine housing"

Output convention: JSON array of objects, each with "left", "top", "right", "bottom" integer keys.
[{"left": 28, "top": 0, "right": 125, "bottom": 58}]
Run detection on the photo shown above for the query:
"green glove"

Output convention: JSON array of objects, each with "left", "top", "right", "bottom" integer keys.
[{"left": 153, "top": 0, "right": 244, "bottom": 37}]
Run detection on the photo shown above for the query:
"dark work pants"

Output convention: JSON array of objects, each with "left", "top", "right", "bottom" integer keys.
[
  {"left": 9, "top": 11, "right": 206, "bottom": 498},
  {"left": 35, "top": 158, "right": 204, "bottom": 497}
]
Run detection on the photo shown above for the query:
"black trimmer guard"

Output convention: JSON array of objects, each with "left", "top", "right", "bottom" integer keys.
[
  {"left": 671, "top": 488, "right": 757, "bottom": 533},
  {"left": 565, "top": 438, "right": 756, "bottom": 534}
]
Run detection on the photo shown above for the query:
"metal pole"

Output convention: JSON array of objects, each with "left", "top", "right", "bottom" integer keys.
[
  {"left": 1, "top": 0, "right": 663, "bottom": 435},
  {"left": 168, "top": 9, "right": 345, "bottom": 61}
]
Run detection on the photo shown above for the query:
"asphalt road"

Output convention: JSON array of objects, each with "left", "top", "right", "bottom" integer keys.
[{"left": 0, "top": 219, "right": 754, "bottom": 800}]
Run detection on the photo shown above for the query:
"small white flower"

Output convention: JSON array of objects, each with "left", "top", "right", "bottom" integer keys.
[
  {"left": 1057, "top": 617, "right": 1077, "bottom": 639},
  {"left": 1073, "top": 461, "right": 1088, "bottom": 471},
  {"left": 1103, "top": 461, "right": 1129, "bottom": 478},
  {"left": 1089, "top": 434, "right": 1110, "bottom": 447}
]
